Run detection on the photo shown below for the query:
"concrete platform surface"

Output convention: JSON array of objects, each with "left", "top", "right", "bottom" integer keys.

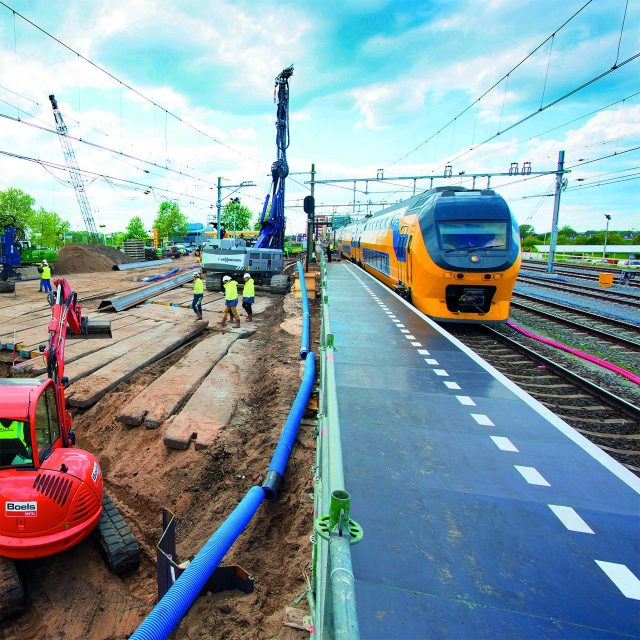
[{"left": 327, "top": 262, "right": 640, "bottom": 639}]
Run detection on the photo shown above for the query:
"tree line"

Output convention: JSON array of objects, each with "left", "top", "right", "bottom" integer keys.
[{"left": 519, "top": 224, "right": 640, "bottom": 251}]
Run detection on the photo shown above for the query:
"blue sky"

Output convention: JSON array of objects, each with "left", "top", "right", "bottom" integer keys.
[{"left": 0, "top": 0, "right": 638, "bottom": 235}]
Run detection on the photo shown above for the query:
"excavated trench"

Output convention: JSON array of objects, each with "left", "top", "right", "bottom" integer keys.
[{"left": 1, "top": 293, "right": 317, "bottom": 640}]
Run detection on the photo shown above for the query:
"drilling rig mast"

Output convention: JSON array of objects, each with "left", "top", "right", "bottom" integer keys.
[{"left": 49, "top": 94, "right": 100, "bottom": 243}]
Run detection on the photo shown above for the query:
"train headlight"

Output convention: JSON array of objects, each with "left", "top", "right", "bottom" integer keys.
[
  {"left": 444, "top": 272, "right": 454, "bottom": 279},
  {"left": 470, "top": 255, "right": 480, "bottom": 263},
  {"left": 493, "top": 273, "right": 503, "bottom": 280}
]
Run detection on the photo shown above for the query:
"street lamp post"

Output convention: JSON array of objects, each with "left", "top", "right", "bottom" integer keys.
[{"left": 603, "top": 214, "right": 611, "bottom": 260}]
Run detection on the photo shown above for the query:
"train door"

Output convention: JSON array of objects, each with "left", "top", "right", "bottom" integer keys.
[
  {"left": 399, "top": 225, "right": 409, "bottom": 285},
  {"left": 407, "top": 235, "right": 414, "bottom": 289}
]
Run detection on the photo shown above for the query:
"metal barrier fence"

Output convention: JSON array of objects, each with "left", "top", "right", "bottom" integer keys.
[{"left": 312, "top": 253, "right": 361, "bottom": 639}]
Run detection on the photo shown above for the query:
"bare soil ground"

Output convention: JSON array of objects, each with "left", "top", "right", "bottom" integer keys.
[{"left": 1, "top": 271, "right": 316, "bottom": 640}]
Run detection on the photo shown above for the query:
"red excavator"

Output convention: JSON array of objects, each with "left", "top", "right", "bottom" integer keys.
[{"left": 0, "top": 278, "right": 139, "bottom": 620}]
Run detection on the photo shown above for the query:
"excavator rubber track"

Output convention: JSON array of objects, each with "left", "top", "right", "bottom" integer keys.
[
  {"left": 94, "top": 492, "right": 140, "bottom": 576},
  {"left": 0, "top": 556, "right": 25, "bottom": 621}
]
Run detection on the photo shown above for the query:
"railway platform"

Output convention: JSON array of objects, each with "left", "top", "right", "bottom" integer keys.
[{"left": 325, "top": 261, "right": 640, "bottom": 639}]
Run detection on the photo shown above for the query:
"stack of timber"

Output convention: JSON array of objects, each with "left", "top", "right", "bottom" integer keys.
[{"left": 122, "top": 239, "right": 145, "bottom": 262}]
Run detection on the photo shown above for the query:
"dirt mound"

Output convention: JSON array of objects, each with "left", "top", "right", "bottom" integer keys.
[{"left": 55, "top": 244, "right": 134, "bottom": 274}]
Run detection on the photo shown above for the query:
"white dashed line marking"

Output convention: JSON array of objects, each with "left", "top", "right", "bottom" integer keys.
[
  {"left": 471, "top": 413, "right": 494, "bottom": 426},
  {"left": 388, "top": 315, "right": 397, "bottom": 319},
  {"left": 417, "top": 349, "right": 430, "bottom": 355},
  {"left": 548, "top": 505, "right": 594, "bottom": 534},
  {"left": 444, "top": 381, "right": 461, "bottom": 390},
  {"left": 434, "top": 369, "right": 449, "bottom": 376},
  {"left": 456, "top": 395, "right": 475, "bottom": 406},
  {"left": 490, "top": 436, "right": 518, "bottom": 452},
  {"left": 410, "top": 342, "right": 422, "bottom": 347},
  {"left": 595, "top": 562, "right": 640, "bottom": 600},
  {"left": 395, "top": 323, "right": 405, "bottom": 327},
  {"left": 515, "top": 465, "right": 550, "bottom": 486},
  {"left": 425, "top": 358, "right": 440, "bottom": 365},
  {"left": 400, "top": 329, "right": 410, "bottom": 333},
  {"left": 405, "top": 335, "right": 416, "bottom": 340}
]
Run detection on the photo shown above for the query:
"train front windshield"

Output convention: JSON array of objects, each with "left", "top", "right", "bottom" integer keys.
[{"left": 438, "top": 221, "right": 508, "bottom": 251}]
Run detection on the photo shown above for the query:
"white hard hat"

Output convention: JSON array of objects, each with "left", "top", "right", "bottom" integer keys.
[
  {"left": 243, "top": 272, "right": 251, "bottom": 279},
  {"left": 222, "top": 275, "right": 232, "bottom": 282},
  {"left": 42, "top": 260, "right": 48, "bottom": 265}
]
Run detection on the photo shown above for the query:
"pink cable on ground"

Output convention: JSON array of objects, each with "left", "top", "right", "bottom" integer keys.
[{"left": 507, "top": 321, "right": 640, "bottom": 386}]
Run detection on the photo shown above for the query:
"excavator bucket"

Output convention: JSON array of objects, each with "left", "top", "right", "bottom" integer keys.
[{"left": 82, "top": 317, "right": 112, "bottom": 339}]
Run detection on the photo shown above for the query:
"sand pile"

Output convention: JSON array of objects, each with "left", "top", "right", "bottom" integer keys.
[{"left": 55, "top": 244, "right": 134, "bottom": 274}]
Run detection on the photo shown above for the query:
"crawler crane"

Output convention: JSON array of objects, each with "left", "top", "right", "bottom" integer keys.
[{"left": 0, "top": 278, "right": 139, "bottom": 620}]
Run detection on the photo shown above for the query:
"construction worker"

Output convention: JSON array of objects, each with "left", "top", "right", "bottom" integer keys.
[
  {"left": 326, "top": 242, "right": 334, "bottom": 263},
  {"left": 241, "top": 272, "right": 255, "bottom": 321},
  {"left": 0, "top": 418, "right": 32, "bottom": 465},
  {"left": 219, "top": 275, "right": 240, "bottom": 327},
  {"left": 40, "top": 260, "right": 52, "bottom": 293},
  {"left": 192, "top": 272, "right": 204, "bottom": 320}
]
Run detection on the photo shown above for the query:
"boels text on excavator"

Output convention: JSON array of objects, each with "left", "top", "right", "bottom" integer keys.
[{"left": 0, "top": 278, "right": 139, "bottom": 620}]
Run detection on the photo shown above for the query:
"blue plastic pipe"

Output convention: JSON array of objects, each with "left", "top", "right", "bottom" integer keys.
[
  {"left": 130, "top": 486, "right": 265, "bottom": 640},
  {"left": 297, "top": 261, "right": 310, "bottom": 359},
  {"left": 263, "top": 352, "right": 316, "bottom": 501}
]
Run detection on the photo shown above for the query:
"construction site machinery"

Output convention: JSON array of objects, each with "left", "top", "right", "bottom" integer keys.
[
  {"left": 49, "top": 94, "right": 100, "bottom": 243},
  {"left": 0, "top": 215, "right": 26, "bottom": 293},
  {"left": 201, "top": 66, "right": 293, "bottom": 294},
  {"left": 0, "top": 278, "right": 139, "bottom": 621}
]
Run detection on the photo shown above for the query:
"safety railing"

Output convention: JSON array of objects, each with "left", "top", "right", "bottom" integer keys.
[{"left": 312, "top": 253, "right": 361, "bottom": 639}]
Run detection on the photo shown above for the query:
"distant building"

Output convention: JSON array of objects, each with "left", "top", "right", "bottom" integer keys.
[{"left": 171, "top": 222, "right": 204, "bottom": 245}]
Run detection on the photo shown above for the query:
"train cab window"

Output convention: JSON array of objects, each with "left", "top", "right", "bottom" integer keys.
[
  {"left": 438, "top": 221, "right": 508, "bottom": 251},
  {"left": 35, "top": 387, "right": 60, "bottom": 462},
  {"left": 0, "top": 418, "right": 33, "bottom": 467}
]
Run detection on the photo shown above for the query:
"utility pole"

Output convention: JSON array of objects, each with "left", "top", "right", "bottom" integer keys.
[
  {"left": 546, "top": 150, "right": 565, "bottom": 274},
  {"left": 305, "top": 163, "right": 316, "bottom": 270},
  {"left": 603, "top": 214, "right": 611, "bottom": 259},
  {"left": 216, "top": 176, "right": 222, "bottom": 239}
]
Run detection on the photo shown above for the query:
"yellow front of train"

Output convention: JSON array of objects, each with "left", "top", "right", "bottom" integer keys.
[
  {"left": 410, "top": 188, "right": 521, "bottom": 324},
  {"left": 337, "top": 187, "right": 521, "bottom": 324}
]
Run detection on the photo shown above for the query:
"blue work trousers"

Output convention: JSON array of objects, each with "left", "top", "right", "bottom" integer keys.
[{"left": 191, "top": 293, "right": 203, "bottom": 314}]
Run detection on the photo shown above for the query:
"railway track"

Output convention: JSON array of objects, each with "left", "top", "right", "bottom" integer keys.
[
  {"left": 522, "top": 261, "right": 640, "bottom": 289},
  {"left": 511, "top": 292, "right": 640, "bottom": 351},
  {"left": 449, "top": 325, "right": 640, "bottom": 475},
  {"left": 517, "top": 275, "right": 640, "bottom": 309}
]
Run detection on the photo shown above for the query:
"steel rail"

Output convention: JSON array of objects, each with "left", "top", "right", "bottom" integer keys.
[
  {"left": 517, "top": 275, "right": 640, "bottom": 308},
  {"left": 481, "top": 326, "right": 640, "bottom": 421},
  {"left": 522, "top": 263, "right": 640, "bottom": 288},
  {"left": 510, "top": 298, "right": 640, "bottom": 351},
  {"left": 97, "top": 271, "right": 197, "bottom": 312},
  {"left": 512, "top": 292, "right": 640, "bottom": 331}
]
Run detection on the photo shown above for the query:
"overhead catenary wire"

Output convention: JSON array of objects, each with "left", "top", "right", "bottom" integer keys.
[
  {"left": 0, "top": 85, "right": 225, "bottom": 183},
  {"left": 0, "top": 110, "right": 220, "bottom": 188},
  {"left": 0, "top": 148, "right": 213, "bottom": 203},
  {"left": 440, "top": 52, "right": 640, "bottom": 172},
  {"left": 386, "top": 0, "right": 595, "bottom": 167},
  {"left": 0, "top": 1, "right": 263, "bottom": 167}
]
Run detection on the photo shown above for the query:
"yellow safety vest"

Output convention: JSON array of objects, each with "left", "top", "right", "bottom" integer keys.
[
  {"left": 193, "top": 277, "right": 204, "bottom": 294},
  {"left": 224, "top": 280, "right": 238, "bottom": 301},
  {"left": 243, "top": 278, "right": 255, "bottom": 297},
  {"left": 41, "top": 266, "right": 51, "bottom": 279},
  {"left": 329, "top": 244, "right": 334, "bottom": 250}
]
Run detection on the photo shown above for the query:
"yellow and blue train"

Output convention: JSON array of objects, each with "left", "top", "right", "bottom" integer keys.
[{"left": 335, "top": 186, "right": 521, "bottom": 323}]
